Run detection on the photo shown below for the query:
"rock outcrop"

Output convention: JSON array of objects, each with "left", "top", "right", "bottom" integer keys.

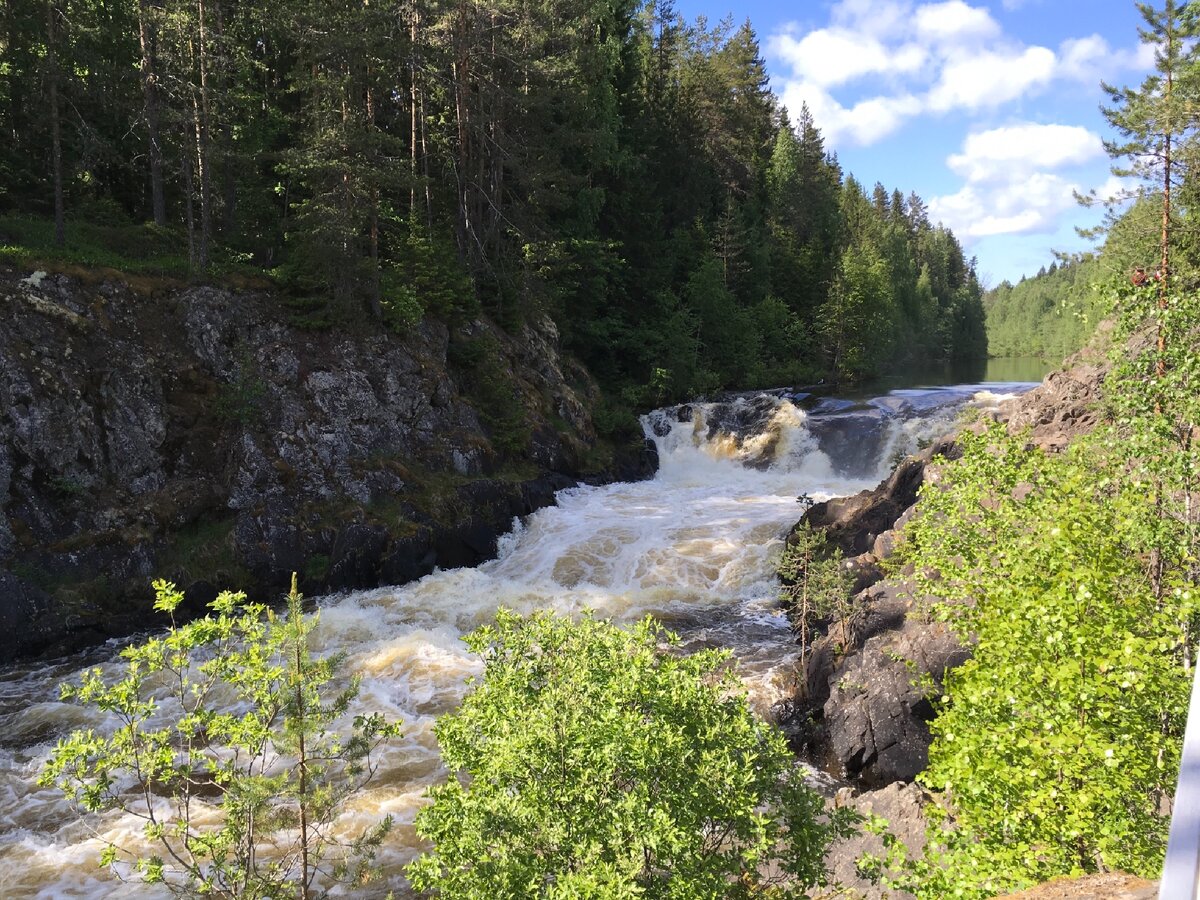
[
  {"left": 0, "top": 267, "right": 649, "bottom": 660},
  {"left": 785, "top": 356, "right": 1110, "bottom": 790},
  {"left": 821, "top": 781, "right": 930, "bottom": 900},
  {"left": 791, "top": 357, "right": 1116, "bottom": 898}
]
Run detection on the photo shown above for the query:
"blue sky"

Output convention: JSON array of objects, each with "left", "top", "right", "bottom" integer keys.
[{"left": 674, "top": 0, "right": 1156, "bottom": 285}]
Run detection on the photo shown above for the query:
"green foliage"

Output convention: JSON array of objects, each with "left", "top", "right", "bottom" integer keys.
[
  {"left": 0, "top": 0, "right": 986, "bottom": 399},
  {"left": 0, "top": 215, "right": 192, "bottom": 276},
  {"left": 891, "top": 267, "right": 1200, "bottom": 895},
  {"left": 448, "top": 332, "right": 531, "bottom": 458},
  {"left": 778, "top": 521, "right": 854, "bottom": 693},
  {"left": 407, "top": 609, "right": 856, "bottom": 898},
  {"left": 896, "top": 422, "right": 1194, "bottom": 896},
  {"left": 40, "top": 577, "right": 402, "bottom": 898},
  {"left": 984, "top": 256, "right": 1112, "bottom": 361}
]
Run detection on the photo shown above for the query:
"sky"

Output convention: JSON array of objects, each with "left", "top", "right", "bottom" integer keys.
[{"left": 673, "top": 0, "right": 1157, "bottom": 286}]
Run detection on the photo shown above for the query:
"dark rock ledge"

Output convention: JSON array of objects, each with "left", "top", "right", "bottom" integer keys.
[{"left": 0, "top": 268, "right": 657, "bottom": 663}]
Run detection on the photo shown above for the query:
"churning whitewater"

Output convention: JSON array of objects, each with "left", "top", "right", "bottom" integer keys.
[{"left": 0, "top": 384, "right": 1027, "bottom": 898}]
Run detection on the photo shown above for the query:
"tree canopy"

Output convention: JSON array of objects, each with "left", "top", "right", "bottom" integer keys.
[{"left": 1, "top": 0, "right": 986, "bottom": 401}]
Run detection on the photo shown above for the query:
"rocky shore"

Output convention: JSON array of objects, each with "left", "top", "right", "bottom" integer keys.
[
  {"left": 0, "top": 267, "right": 655, "bottom": 662},
  {"left": 784, "top": 354, "right": 1113, "bottom": 897}
]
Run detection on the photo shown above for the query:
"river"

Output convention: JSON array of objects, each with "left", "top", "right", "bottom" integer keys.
[{"left": 0, "top": 377, "right": 1036, "bottom": 898}]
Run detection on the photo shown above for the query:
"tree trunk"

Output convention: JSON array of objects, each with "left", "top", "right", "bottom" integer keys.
[
  {"left": 194, "top": 0, "right": 212, "bottom": 271},
  {"left": 213, "top": 0, "right": 236, "bottom": 235},
  {"left": 410, "top": 1, "right": 418, "bottom": 220},
  {"left": 45, "top": 0, "right": 65, "bottom": 247},
  {"left": 366, "top": 79, "right": 382, "bottom": 321},
  {"left": 181, "top": 119, "right": 197, "bottom": 269},
  {"left": 137, "top": 0, "right": 167, "bottom": 226},
  {"left": 453, "top": 1, "right": 474, "bottom": 265}
]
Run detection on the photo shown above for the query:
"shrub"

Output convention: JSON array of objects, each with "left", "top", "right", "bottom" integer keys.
[
  {"left": 407, "top": 609, "right": 855, "bottom": 898},
  {"left": 40, "top": 576, "right": 401, "bottom": 898}
]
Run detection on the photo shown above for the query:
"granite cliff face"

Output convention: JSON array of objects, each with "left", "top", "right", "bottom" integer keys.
[{"left": 0, "top": 267, "right": 652, "bottom": 661}]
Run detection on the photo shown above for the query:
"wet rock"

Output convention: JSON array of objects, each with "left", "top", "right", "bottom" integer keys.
[
  {"left": 380, "top": 530, "right": 437, "bottom": 585},
  {"left": 435, "top": 521, "right": 501, "bottom": 569},
  {"left": 0, "top": 573, "right": 58, "bottom": 663},
  {"left": 823, "top": 781, "right": 929, "bottom": 900},
  {"left": 799, "top": 438, "right": 959, "bottom": 556},
  {"left": 327, "top": 524, "right": 390, "bottom": 591}
]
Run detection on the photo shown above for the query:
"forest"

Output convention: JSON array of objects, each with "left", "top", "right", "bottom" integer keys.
[
  {"left": 0, "top": 0, "right": 986, "bottom": 403},
  {"left": 11, "top": 0, "right": 1200, "bottom": 897}
]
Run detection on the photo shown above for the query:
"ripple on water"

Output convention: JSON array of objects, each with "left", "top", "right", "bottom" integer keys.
[{"left": 0, "top": 385, "right": 1035, "bottom": 898}]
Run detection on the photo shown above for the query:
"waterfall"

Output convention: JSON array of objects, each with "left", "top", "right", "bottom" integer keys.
[{"left": 0, "top": 381, "right": 1030, "bottom": 898}]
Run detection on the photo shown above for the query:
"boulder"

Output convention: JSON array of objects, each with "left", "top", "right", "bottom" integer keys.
[
  {"left": 785, "top": 582, "right": 968, "bottom": 789},
  {"left": 822, "top": 781, "right": 929, "bottom": 900},
  {"left": 800, "top": 438, "right": 959, "bottom": 557}
]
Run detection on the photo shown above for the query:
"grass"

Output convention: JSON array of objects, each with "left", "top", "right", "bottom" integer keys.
[
  {"left": 154, "top": 517, "right": 252, "bottom": 588},
  {"left": 0, "top": 214, "right": 270, "bottom": 286}
]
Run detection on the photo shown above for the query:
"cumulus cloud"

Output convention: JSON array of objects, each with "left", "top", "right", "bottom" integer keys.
[
  {"left": 931, "top": 173, "right": 1082, "bottom": 238},
  {"left": 769, "top": 30, "right": 927, "bottom": 89},
  {"left": 929, "top": 124, "right": 1108, "bottom": 239},
  {"left": 779, "top": 82, "right": 923, "bottom": 146},
  {"left": 947, "top": 124, "right": 1104, "bottom": 182},
  {"left": 914, "top": 0, "right": 1000, "bottom": 43},
  {"left": 926, "top": 46, "right": 1057, "bottom": 112},
  {"left": 766, "top": 0, "right": 1152, "bottom": 147}
]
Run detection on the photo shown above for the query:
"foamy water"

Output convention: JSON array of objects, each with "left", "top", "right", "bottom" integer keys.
[{"left": 0, "top": 385, "right": 1029, "bottom": 898}]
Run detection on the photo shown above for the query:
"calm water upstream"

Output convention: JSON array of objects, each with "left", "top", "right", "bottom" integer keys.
[{"left": 0, "top": 378, "right": 1037, "bottom": 898}]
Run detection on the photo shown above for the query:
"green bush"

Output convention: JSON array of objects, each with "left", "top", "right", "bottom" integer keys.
[
  {"left": 40, "top": 577, "right": 401, "bottom": 898},
  {"left": 892, "top": 419, "right": 1197, "bottom": 897},
  {"left": 407, "top": 609, "right": 855, "bottom": 898}
]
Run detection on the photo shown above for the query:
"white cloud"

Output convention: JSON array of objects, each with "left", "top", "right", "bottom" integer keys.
[
  {"left": 829, "top": 0, "right": 914, "bottom": 39},
  {"left": 931, "top": 173, "right": 1082, "bottom": 238},
  {"left": 927, "top": 46, "right": 1057, "bottom": 112},
  {"left": 779, "top": 81, "right": 922, "bottom": 146},
  {"left": 767, "top": 0, "right": 1155, "bottom": 149},
  {"left": 1058, "top": 35, "right": 1110, "bottom": 82},
  {"left": 930, "top": 126, "right": 1110, "bottom": 239},
  {"left": 914, "top": 0, "right": 1000, "bottom": 44},
  {"left": 768, "top": 29, "right": 927, "bottom": 89},
  {"left": 764, "top": 0, "right": 1155, "bottom": 260},
  {"left": 947, "top": 124, "right": 1104, "bottom": 182}
]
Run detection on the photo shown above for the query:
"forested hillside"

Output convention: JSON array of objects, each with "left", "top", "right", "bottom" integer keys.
[
  {"left": 984, "top": 256, "right": 1109, "bottom": 360},
  {"left": 0, "top": 0, "right": 985, "bottom": 398},
  {"left": 984, "top": 197, "right": 1168, "bottom": 362}
]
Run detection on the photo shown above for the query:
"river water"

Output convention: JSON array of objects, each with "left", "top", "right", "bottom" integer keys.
[{"left": 0, "top": 379, "right": 1035, "bottom": 898}]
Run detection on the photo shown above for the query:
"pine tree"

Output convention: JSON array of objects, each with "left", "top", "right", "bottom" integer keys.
[{"left": 1100, "top": 0, "right": 1199, "bottom": 370}]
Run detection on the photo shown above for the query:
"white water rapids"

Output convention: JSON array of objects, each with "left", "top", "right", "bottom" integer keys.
[{"left": 0, "top": 384, "right": 1028, "bottom": 898}]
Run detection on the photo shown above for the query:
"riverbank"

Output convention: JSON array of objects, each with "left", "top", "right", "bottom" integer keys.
[{"left": 0, "top": 266, "right": 656, "bottom": 662}]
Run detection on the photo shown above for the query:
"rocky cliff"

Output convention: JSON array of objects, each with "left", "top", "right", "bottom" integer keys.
[
  {"left": 787, "top": 359, "right": 1114, "bottom": 898},
  {"left": 0, "top": 266, "right": 654, "bottom": 661}
]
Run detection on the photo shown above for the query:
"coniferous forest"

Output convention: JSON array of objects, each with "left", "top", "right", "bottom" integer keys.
[
  {"left": 10, "top": 0, "right": 1200, "bottom": 898},
  {"left": 0, "top": 0, "right": 985, "bottom": 403}
]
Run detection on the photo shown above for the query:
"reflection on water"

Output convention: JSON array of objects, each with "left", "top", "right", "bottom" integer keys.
[
  {"left": 852, "top": 356, "right": 1056, "bottom": 395},
  {"left": 0, "top": 379, "right": 1040, "bottom": 899}
]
